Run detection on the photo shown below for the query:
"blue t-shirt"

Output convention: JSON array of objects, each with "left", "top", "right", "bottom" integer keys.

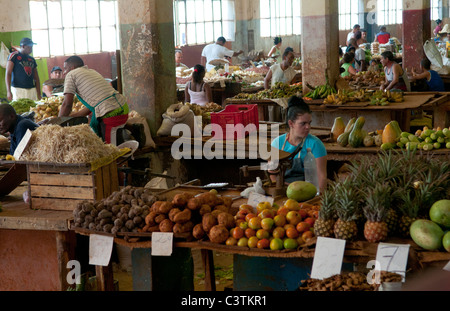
[
  {"left": 9, "top": 115, "right": 38, "bottom": 155},
  {"left": 8, "top": 51, "right": 38, "bottom": 89},
  {"left": 427, "top": 70, "right": 445, "bottom": 92},
  {"left": 271, "top": 133, "right": 327, "bottom": 160}
]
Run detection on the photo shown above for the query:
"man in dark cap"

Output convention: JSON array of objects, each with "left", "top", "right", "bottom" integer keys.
[
  {"left": 42, "top": 66, "right": 64, "bottom": 97},
  {"left": 5, "top": 37, "right": 41, "bottom": 102}
]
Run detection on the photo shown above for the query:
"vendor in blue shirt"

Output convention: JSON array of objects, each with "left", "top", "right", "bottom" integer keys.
[
  {"left": 410, "top": 58, "right": 445, "bottom": 92},
  {"left": 0, "top": 103, "right": 38, "bottom": 155},
  {"left": 270, "top": 96, "right": 327, "bottom": 193}
]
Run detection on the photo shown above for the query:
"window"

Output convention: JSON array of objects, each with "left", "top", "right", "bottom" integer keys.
[
  {"left": 173, "top": 0, "right": 235, "bottom": 46},
  {"left": 338, "top": 0, "right": 360, "bottom": 30},
  {"left": 29, "top": 0, "right": 119, "bottom": 58},
  {"left": 259, "top": 0, "right": 301, "bottom": 37},
  {"left": 377, "top": 0, "right": 402, "bottom": 25},
  {"left": 431, "top": 0, "right": 442, "bottom": 21}
]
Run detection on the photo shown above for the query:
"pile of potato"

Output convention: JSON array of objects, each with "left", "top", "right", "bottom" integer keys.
[
  {"left": 73, "top": 187, "right": 237, "bottom": 244},
  {"left": 31, "top": 96, "right": 84, "bottom": 122},
  {"left": 299, "top": 271, "right": 403, "bottom": 291},
  {"left": 142, "top": 191, "right": 236, "bottom": 243},
  {"left": 73, "top": 186, "right": 159, "bottom": 234}
]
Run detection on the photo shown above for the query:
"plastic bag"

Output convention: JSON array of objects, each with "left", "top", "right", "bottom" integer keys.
[
  {"left": 0, "top": 41, "right": 10, "bottom": 69},
  {"left": 240, "top": 177, "right": 265, "bottom": 198},
  {"left": 157, "top": 103, "right": 199, "bottom": 136},
  {"left": 144, "top": 170, "right": 168, "bottom": 190}
]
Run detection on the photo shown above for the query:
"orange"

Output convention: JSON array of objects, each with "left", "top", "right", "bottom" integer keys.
[
  {"left": 302, "top": 230, "right": 314, "bottom": 242},
  {"left": 245, "top": 228, "right": 256, "bottom": 238},
  {"left": 296, "top": 222, "right": 311, "bottom": 233},
  {"left": 286, "top": 227, "right": 299, "bottom": 239},
  {"left": 284, "top": 199, "right": 299, "bottom": 211}
]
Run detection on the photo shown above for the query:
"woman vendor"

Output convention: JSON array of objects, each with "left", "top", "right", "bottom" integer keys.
[
  {"left": 269, "top": 96, "right": 327, "bottom": 193},
  {"left": 267, "top": 37, "right": 283, "bottom": 63},
  {"left": 264, "top": 49, "right": 296, "bottom": 89},
  {"left": 380, "top": 51, "right": 407, "bottom": 91},
  {"left": 184, "top": 64, "right": 212, "bottom": 106}
]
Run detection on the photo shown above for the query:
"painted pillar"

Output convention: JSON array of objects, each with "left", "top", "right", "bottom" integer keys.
[
  {"left": 402, "top": 0, "right": 431, "bottom": 70},
  {"left": 362, "top": 0, "right": 378, "bottom": 43},
  {"left": 301, "top": 0, "right": 339, "bottom": 91},
  {"left": 117, "top": 0, "right": 176, "bottom": 135}
]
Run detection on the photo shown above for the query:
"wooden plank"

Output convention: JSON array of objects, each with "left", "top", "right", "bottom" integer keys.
[
  {"left": 28, "top": 165, "right": 91, "bottom": 174},
  {"left": 201, "top": 249, "right": 216, "bottom": 291},
  {"left": 102, "top": 164, "right": 111, "bottom": 198},
  {"left": 95, "top": 264, "right": 115, "bottom": 291},
  {"left": 31, "top": 185, "right": 94, "bottom": 200},
  {"left": 0, "top": 163, "right": 27, "bottom": 196},
  {"left": 109, "top": 162, "right": 119, "bottom": 194},
  {"left": 30, "top": 197, "right": 87, "bottom": 211},
  {"left": 94, "top": 166, "right": 104, "bottom": 201},
  {"left": 29, "top": 173, "right": 93, "bottom": 187}
]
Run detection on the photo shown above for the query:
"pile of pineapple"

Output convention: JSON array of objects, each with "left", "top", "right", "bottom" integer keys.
[{"left": 314, "top": 150, "right": 450, "bottom": 243}]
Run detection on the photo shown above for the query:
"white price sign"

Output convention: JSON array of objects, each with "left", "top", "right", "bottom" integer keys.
[
  {"left": 89, "top": 234, "right": 114, "bottom": 266},
  {"left": 375, "top": 242, "right": 410, "bottom": 282},
  {"left": 310, "top": 237, "right": 347, "bottom": 280},
  {"left": 151, "top": 232, "right": 173, "bottom": 256}
]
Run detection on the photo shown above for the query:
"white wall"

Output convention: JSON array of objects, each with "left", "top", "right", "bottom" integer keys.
[{"left": 0, "top": 0, "right": 31, "bottom": 32}]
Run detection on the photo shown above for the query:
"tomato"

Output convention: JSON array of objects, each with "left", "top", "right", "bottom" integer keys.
[
  {"left": 296, "top": 221, "right": 311, "bottom": 233},
  {"left": 225, "top": 237, "right": 237, "bottom": 246},
  {"left": 248, "top": 216, "right": 262, "bottom": 230},
  {"left": 283, "top": 238, "right": 299, "bottom": 250},
  {"left": 272, "top": 227, "right": 285, "bottom": 239},
  {"left": 304, "top": 217, "right": 316, "bottom": 227},
  {"left": 232, "top": 226, "right": 244, "bottom": 239},
  {"left": 261, "top": 218, "right": 275, "bottom": 230},
  {"left": 247, "top": 236, "right": 259, "bottom": 248},
  {"left": 256, "top": 229, "right": 270, "bottom": 240},
  {"left": 286, "top": 227, "right": 299, "bottom": 239},
  {"left": 257, "top": 238, "right": 270, "bottom": 249},
  {"left": 302, "top": 230, "right": 314, "bottom": 242},
  {"left": 284, "top": 199, "right": 299, "bottom": 211},
  {"left": 245, "top": 228, "right": 256, "bottom": 238},
  {"left": 269, "top": 238, "right": 284, "bottom": 250},
  {"left": 273, "top": 215, "right": 286, "bottom": 227},
  {"left": 237, "top": 237, "right": 249, "bottom": 247}
]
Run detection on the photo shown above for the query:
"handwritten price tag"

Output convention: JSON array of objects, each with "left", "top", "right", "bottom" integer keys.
[
  {"left": 89, "top": 234, "right": 114, "bottom": 266},
  {"left": 310, "top": 237, "right": 346, "bottom": 280},
  {"left": 151, "top": 232, "right": 173, "bottom": 256},
  {"left": 375, "top": 243, "right": 410, "bottom": 282}
]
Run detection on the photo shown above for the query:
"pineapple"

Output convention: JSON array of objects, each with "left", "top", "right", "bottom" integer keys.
[
  {"left": 385, "top": 208, "right": 399, "bottom": 236},
  {"left": 362, "top": 183, "right": 390, "bottom": 243},
  {"left": 333, "top": 178, "right": 361, "bottom": 241},
  {"left": 314, "top": 183, "right": 337, "bottom": 238},
  {"left": 397, "top": 189, "right": 419, "bottom": 238}
]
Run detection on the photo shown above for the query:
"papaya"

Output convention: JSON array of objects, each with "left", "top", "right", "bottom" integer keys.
[
  {"left": 389, "top": 120, "right": 403, "bottom": 138},
  {"left": 348, "top": 116, "right": 365, "bottom": 148},
  {"left": 331, "top": 117, "right": 346, "bottom": 142},
  {"left": 382, "top": 122, "right": 398, "bottom": 144},
  {"left": 337, "top": 128, "right": 352, "bottom": 147},
  {"left": 344, "top": 117, "right": 356, "bottom": 133}
]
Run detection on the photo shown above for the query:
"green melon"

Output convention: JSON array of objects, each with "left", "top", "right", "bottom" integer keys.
[
  {"left": 286, "top": 181, "right": 317, "bottom": 202},
  {"left": 410, "top": 219, "right": 444, "bottom": 251},
  {"left": 443, "top": 231, "right": 450, "bottom": 252},
  {"left": 429, "top": 199, "right": 450, "bottom": 228}
]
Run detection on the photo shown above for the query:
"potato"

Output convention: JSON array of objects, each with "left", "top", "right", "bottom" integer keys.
[
  {"left": 157, "top": 202, "right": 173, "bottom": 214},
  {"left": 211, "top": 209, "right": 223, "bottom": 218},
  {"left": 159, "top": 219, "right": 174, "bottom": 232},
  {"left": 221, "top": 196, "right": 232, "bottom": 209},
  {"left": 168, "top": 208, "right": 182, "bottom": 222},
  {"left": 199, "top": 204, "right": 212, "bottom": 216},
  {"left": 145, "top": 211, "right": 157, "bottom": 225},
  {"left": 172, "top": 193, "right": 189, "bottom": 207},
  {"left": 202, "top": 213, "right": 217, "bottom": 233},
  {"left": 173, "top": 208, "right": 191, "bottom": 224},
  {"left": 187, "top": 197, "right": 201, "bottom": 210},
  {"left": 208, "top": 225, "right": 229, "bottom": 244},
  {"left": 173, "top": 221, "right": 194, "bottom": 234},
  {"left": 213, "top": 204, "right": 228, "bottom": 213},
  {"left": 192, "top": 223, "right": 205, "bottom": 240},
  {"left": 217, "top": 212, "right": 235, "bottom": 229},
  {"left": 154, "top": 213, "right": 167, "bottom": 224},
  {"left": 197, "top": 192, "right": 218, "bottom": 206},
  {"left": 150, "top": 201, "right": 164, "bottom": 213}
]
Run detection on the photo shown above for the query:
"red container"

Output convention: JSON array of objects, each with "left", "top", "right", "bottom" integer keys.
[{"left": 210, "top": 104, "right": 259, "bottom": 139}]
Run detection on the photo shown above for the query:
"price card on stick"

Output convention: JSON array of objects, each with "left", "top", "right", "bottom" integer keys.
[
  {"left": 310, "top": 237, "right": 347, "bottom": 280},
  {"left": 151, "top": 232, "right": 173, "bottom": 256},
  {"left": 375, "top": 243, "right": 410, "bottom": 282},
  {"left": 89, "top": 234, "right": 114, "bottom": 266}
]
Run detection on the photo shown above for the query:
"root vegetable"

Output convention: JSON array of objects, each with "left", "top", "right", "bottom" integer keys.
[
  {"left": 202, "top": 213, "right": 217, "bottom": 233},
  {"left": 159, "top": 219, "right": 174, "bottom": 232},
  {"left": 168, "top": 208, "right": 182, "bottom": 222},
  {"left": 172, "top": 193, "right": 189, "bottom": 207},
  {"left": 173, "top": 208, "right": 192, "bottom": 224},
  {"left": 187, "top": 197, "right": 201, "bottom": 210},
  {"left": 217, "top": 212, "right": 235, "bottom": 229},
  {"left": 208, "top": 225, "right": 229, "bottom": 243},
  {"left": 173, "top": 221, "right": 194, "bottom": 234},
  {"left": 154, "top": 214, "right": 167, "bottom": 224},
  {"left": 157, "top": 202, "right": 173, "bottom": 214},
  {"left": 193, "top": 223, "right": 205, "bottom": 239},
  {"left": 199, "top": 204, "right": 212, "bottom": 216}
]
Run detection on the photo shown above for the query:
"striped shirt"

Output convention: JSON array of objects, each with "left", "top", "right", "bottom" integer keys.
[{"left": 64, "top": 66, "right": 126, "bottom": 118}]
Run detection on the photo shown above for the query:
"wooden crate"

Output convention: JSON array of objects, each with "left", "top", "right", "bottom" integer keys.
[{"left": 26, "top": 161, "right": 119, "bottom": 211}]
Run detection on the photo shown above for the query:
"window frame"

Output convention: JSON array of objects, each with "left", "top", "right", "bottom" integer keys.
[
  {"left": 430, "top": 0, "right": 442, "bottom": 21},
  {"left": 259, "top": 0, "right": 301, "bottom": 38},
  {"left": 173, "top": 0, "right": 236, "bottom": 46},
  {"left": 29, "top": 0, "right": 119, "bottom": 58},
  {"left": 377, "top": 0, "right": 403, "bottom": 26},
  {"left": 338, "top": 0, "right": 360, "bottom": 31}
]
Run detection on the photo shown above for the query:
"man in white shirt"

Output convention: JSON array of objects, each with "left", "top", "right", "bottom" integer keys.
[
  {"left": 346, "top": 24, "right": 360, "bottom": 45},
  {"left": 201, "top": 37, "right": 243, "bottom": 72}
]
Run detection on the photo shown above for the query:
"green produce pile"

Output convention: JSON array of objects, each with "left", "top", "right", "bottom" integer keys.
[
  {"left": 231, "top": 82, "right": 303, "bottom": 100},
  {"left": 10, "top": 98, "right": 37, "bottom": 114}
]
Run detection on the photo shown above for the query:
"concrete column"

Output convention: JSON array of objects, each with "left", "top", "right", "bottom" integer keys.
[
  {"left": 117, "top": 0, "right": 176, "bottom": 135},
  {"left": 301, "top": 0, "right": 339, "bottom": 91},
  {"left": 402, "top": 0, "right": 431, "bottom": 70}
]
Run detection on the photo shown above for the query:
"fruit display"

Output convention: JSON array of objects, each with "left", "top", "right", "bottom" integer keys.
[
  {"left": 9, "top": 98, "right": 37, "bottom": 114},
  {"left": 286, "top": 181, "right": 317, "bottom": 202},
  {"left": 344, "top": 71, "right": 385, "bottom": 89},
  {"left": 299, "top": 271, "right": 403, "bottom": 291},
  {"left": 303, "top": 83, "right": 336, "bottom": 100},
  {"left": 336, "top": 116, "right": 374, "bottom": 148},
  {"left": 231, "top": 82, "right": 302, "bottom": 100},
  {"left": 228, "top": 199, "right": 319, "bottom": 250},
  {"left": 379, "top": 125, "right": 450, "bottom": 151},
  {"left": 323, "top": 89, "right": 403, "bottom": 106},
  {"left": 184, "top": 102, "right": 223, "bottom": 125},
  {"left": 329, "top": 150, "right": 450, "bottom": 245},
  {"left": 31, "top": 95, "right": 84, "bottom": 122}
]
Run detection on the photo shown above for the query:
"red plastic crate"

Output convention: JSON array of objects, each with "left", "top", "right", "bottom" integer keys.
[{"left": 210, "top": 104, "right": 259, "bottom": 139}]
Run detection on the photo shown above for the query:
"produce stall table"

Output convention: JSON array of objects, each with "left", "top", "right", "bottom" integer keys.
[
  {"left": 224, "top": 92, "right": 450, "bottom": 132},
  {"left": 0, "top": 187, "right": 75, "bottom": 291},
  {"left": 72, "top": 185, "right": 450, "bottom": 291}
]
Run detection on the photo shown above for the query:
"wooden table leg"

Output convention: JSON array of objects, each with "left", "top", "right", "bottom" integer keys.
[
  {"left": 201, "top": 249, "right": 216, "bottom": 291},
  {"left": 56, "top": 231, "right": 76, "bottom": 291},
  {"left": 96, "top": 263, "right": 115, "bottom": 291}
]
